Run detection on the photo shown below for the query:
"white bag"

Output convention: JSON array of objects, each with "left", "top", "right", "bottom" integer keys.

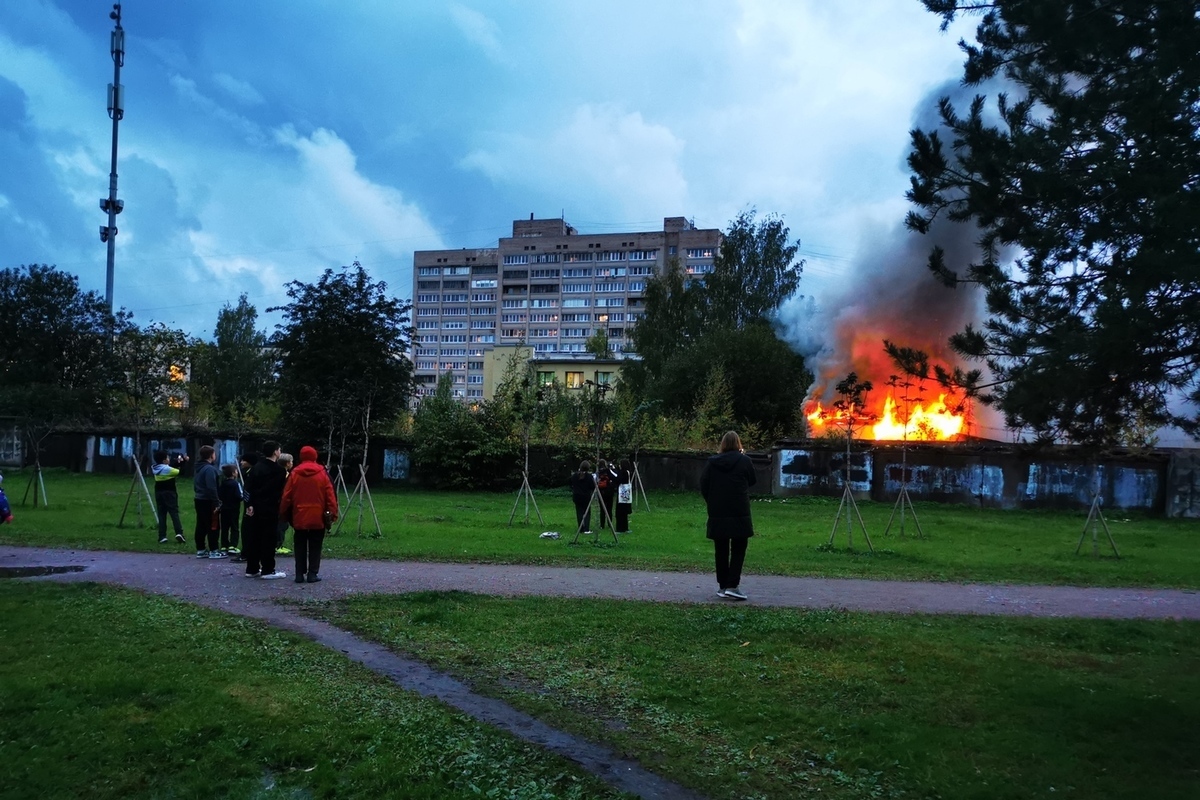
[{"left": 618, "top": 483, "right": 632, "bottom": 504}]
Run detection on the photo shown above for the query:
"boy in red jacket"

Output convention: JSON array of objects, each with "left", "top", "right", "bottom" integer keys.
[{"left": 279, "top": 446, "right": 338, "bottom": 583}]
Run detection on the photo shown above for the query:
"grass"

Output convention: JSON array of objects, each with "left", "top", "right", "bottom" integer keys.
[
  {"left": 0, "top": 580, "right": 624, "bottom": 800},
  {"left": 305, "top": 591, "right": 1200, "bottom": 800},
  {"left": 3, "top": 470, "right": 1200, "bottom": 588}
]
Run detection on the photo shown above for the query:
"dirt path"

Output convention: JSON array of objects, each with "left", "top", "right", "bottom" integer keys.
[
  {"left": 5, "top": 545, "right": 1199, "bottom": 800},
  {"left": 2, "top": 545, "right": 1198, "bottom": 619}
]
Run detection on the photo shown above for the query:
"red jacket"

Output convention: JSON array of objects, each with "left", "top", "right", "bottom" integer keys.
[{"left": 279, "top": 461, "right": 338, "bottom": 530}]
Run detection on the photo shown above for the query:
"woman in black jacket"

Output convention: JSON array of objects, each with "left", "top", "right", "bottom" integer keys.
[
  {"left": 699, "top": 431, "right": 756, "bottom": 601},
  {"left": 569, "top": 460, "right": 596, "bottom": 534}
]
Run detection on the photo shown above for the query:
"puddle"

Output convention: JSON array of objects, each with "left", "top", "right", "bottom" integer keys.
[{"left": 0, "top": 565, "right": 87, "bottom": 579}]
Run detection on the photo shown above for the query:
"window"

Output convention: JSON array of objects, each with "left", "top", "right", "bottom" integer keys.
[
  {"left": 629, "top": 265, "right": 652, "bottom": 276},
  {"left": 442, "top": 307, "right": 468, "bottom": 316},
  {"left": 416, "top": 293, "right": 439, "bottom": 303},
  {"left": 595, "top": 267, "right": 626, "bottom": 278},
  {"left": 443, "top": 348, "right": 467, "bottom": 356},
  {"left": 562, "top": 298, "right": 590, "bottom": 308},
  {"left": 561, "top": 312, "right": 590, "bottom": 323},
  {"left": 565, "top": 371, "right": 585, "bottom": 389},
  {"left": 530, "top": 299, "right": 558, "bottom": 308},
  {"left": 686, "top": 247, "right": 716, "bottom": 259},
  {"left": 532, "top": 254, "right": 559, "bottom": 264},
  {"left": 416, "top": 321, "right": 438, "bottom": 330},
  {"left": 446, "top": 266, "right": 470, "bottom": 275},
  {"left": 470, "top": 306, "right": 494, "bottom": 316},
  {"left": 416, "top": 334, "right": 438, "bottom": 343},
  {"left": 503, "top": 254, "right": 529, "bottom": 265},
  {"left": 531, "top": 268, "right": 560, "bottom": 278},
  {"left": 442, "top": 280, "right": 467, "bottom": 289},
  {"left": 668, "top": 246, "right": 677, "bottom": 255},
  {"left": 417, "top": 280, "right": 440, "bottom": 290},
  {"left": 563, "top": 283, "right": 592, "bottom": 293},
  {"left": 468, "top": 361, "right": 484, "bottom": 370},
  {"left": 503, "top": 270, "right": 529, "bottom": 281},
  {"left": 537, "top": 371, "right": 555, "bottom": 385},
  {"left": 594, "top": 282, "right": 625, "bottom": 293},
  {"left": 472, "top": 279, "right": 497, "bottom": 289},
  {"left": 467, "top": 389, "right": 484, "bottom": 398},
  {"left": 608, "top": 328, "right": 624, "bottom": 338},
  {"left": 442, "top": 321, "right": 466, "bottom": 330},
  {"left": 529, "top": 284, "right": 559, "bottom": 294},
  {"left": 501, "top": 328, "right": 525, "bottom": 338},
  {"left": 471, "top": 293, "right": 496, "bottom": 302},
  {"left": 562, "top": 328, "right": 589, "bottom": 338},
  {"left": 416, "top": 348, "right": 437, "bottom": 356},
  {"left": 416, "top": 360, "right": 436, "bottom": 370},
  {"left": 467, "top": 374, "right": 483, "bottom": 385},
  {"left": 416, "top": 308, "right": 439, "bottom": 317},
  {"left": 501, "top": 299, "right": 528, "bottom": 309},
  {"left": 629, "top": 281, "right": 646, "bottom": 292},
  {"left": 628, "top": 250, "right": 659, "bottom": 261},
  {"left": 563, "top": 252, "right": 593, "bottom": 263},
  {"left": 471, "top": 265, "right": 498, "bottom": 275},
  {"left": 441, "top": 334, "right": 467, "bottom": 343},
  {"left": 598, "top": 251, "right": 626, "bottom": 261},
  {"left": 560, "top": 343, "right": 586, "bottom": 353},
  {"left": 562, "top": 267, "right": 592, "bottom": 278},
  {"left": 470, "top": 320, "right": 495, "bottom": 329},
  {"left": 469, "top": 334, "right": 495, "bottom": 343},
  {"left": 442, "top": 293, "right": 467, "bottom": 303},
  {"left": 418, "top": 266, "right": 442, "bottom": 276},
  {"left": 501, "top": 313, "right": 526, "bottom": 323},
  {"left": 529, "top": 313, "right": 558, "bottom": 322},
  {"left": 533, "top": 343, "right": 559, "bottom": 353},
  {"left": 595, "top": 371, "right": 612, "bottom": 385}
]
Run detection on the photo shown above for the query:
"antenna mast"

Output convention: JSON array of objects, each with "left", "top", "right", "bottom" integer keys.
[{"left": 100, "top": 3, "right": 125, "bottom": 313}]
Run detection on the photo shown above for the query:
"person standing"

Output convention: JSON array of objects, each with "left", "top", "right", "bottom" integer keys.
[
  {"left": 275, "top": 452, "right": 294, "bottom": 555},
  {"left": 279, "top": 446, "right": 338, "bottom": 584},
  {"left": 0, "top": 472, "right": 13, "bottom": 524},
  {"left": 217, "top": 464, "right": 244, "bottom": 555},
  {"left": 700, "top": 431, "right": 756, "bottom": 601},
  {"left": 595, "top": 459, "right": 618, "bottom": 529},
  {"left": 151, "top": 449, "right": 188, "bottom": 544},
  {"left": 615, "top": 458, "right": 633, "bottom": 534},
  {"left": 243, "top": 441, "right": 288, "bottom": 579},
  {"left": 569, "top": 460, "right": 595, "bottom": 535},
  {"left": 193, "top": 445, "right": 224, "bottom": 559}
]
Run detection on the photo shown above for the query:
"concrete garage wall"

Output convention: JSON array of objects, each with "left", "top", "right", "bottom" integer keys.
[
  {"left": 1166, "top": 451, "right": 1200, "bottom": 519},
  {"left": 774, "top": 441, "right": 1171, "bottom": 513}
]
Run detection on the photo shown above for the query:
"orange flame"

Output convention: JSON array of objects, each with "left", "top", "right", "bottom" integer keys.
[{"left": 807, "top": 393, "right": 965, "bottom": 441}]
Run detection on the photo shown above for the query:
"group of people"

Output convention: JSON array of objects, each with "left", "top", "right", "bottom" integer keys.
[
  {"left": 569, "top": 457, "right": 635, "bottom": 534},
  {"left": 153, "top": 441, "right": 339, "bottom": 584}
]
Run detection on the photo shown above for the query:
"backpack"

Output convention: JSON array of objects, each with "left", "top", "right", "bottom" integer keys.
[{"left": 597, "top": 469, "right": 611, "bottom": 491}]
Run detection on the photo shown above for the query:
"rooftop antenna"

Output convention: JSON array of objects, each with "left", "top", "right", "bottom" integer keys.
[{"left": 100, "top": 2, "right": 125, "bottom": 314}]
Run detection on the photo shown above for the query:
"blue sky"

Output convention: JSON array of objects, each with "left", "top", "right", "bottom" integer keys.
[{"left": 0, "top": 0, "right": 975, "bottom": 337}]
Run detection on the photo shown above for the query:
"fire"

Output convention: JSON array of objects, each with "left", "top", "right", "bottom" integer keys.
[{"left": 806, "top": 393, "right": 966, "bottom": 441}]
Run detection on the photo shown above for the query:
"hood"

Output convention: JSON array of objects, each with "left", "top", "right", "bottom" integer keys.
[
  {"left": 709, "top": 450, "right": 744, "bottom": 471},
  {"left": 299, "top": 445, "right": 319, "bottom": 463},
  {"left": 292, "top": 461, "right": 326, "bottom": 478}
]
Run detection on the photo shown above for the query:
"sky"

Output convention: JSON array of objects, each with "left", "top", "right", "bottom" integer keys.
[{"left": 0, "top": 0, "right": 978, "bottom": 338}]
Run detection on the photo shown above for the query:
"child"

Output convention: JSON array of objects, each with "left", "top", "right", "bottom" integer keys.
[
  {"left": 218, "top": 464, "right": 244, "bottom": 555},
  {"left": 275, "top": 452, "right": 294, "bottom": 554},
  {"left": 569, "top": 460, "right": 595, "bottom": 535},
  {"left": 151, "top": 449, "right": 187, "bottom": 544},
  {"left": 0, "top": 472, "right": 13, "bottom": 525}
]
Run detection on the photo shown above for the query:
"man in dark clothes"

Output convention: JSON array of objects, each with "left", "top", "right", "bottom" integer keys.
[
  {"left": 243, "top": 441, "right": 288, "bottom": 579},
  {"left": 193, "top": 445, "right": 224, "bottom": 558}
]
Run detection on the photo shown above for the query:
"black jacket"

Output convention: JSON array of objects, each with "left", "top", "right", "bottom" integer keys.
[
  {"left": 699, "top": 450, "right": 756, "bottom": 539},
  {"left": 245, "top": 459, "right": 288, "bottom": 518},
  {"left": 570, "top": 471, "right": 595, "bottom": 503}
]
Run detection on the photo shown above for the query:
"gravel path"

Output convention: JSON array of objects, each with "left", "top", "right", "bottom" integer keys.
[{"left": 5, "top": 545, "right": 1199, "bottom": 800}]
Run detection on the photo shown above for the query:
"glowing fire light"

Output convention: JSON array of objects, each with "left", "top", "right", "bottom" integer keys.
[{"left": 806, "top": 393, "right": 966, "bottom": 442}]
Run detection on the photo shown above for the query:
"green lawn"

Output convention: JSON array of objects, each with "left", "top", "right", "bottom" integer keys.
[
  {"left": 308, "top": 591, "right": 1200, "bottom": 800},
  {"left": 2, "top": 470, "right": 1199, "bottom": 588},
  {"left": 0, "top": 581, "right": 623, "bottom": 800}
]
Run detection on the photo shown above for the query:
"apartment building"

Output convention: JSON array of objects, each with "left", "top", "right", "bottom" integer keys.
[{"left": 412, "top": 215, "right": 722, "bottom": 399}]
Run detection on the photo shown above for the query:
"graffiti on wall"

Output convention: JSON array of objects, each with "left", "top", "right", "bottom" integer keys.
[
  {"left": 779, "top": 449, "right": 871, "bottom": 492},
  {"left": 881, "top": 461, "right": 1005, "bottom": 501},
  {"left": 1021, "top": 463, "right": 1159, "bottom": 509}
]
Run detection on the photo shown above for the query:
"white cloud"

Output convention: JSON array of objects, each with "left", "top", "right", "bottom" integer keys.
[
  {"left": 461, "top": 104, "right": 687, "bottom": 220},
  {"left": 449, "top": 5, "right": 506, "bottom": 63},
  {"left": 168, "top": 74, "right": 265, "bottom": 144},
  {"left": 212, "top": 72, "right": 264, "bottom": 105}
]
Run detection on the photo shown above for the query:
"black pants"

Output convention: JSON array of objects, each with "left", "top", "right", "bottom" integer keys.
[
  {"left": 615, "top": 503, "right": 631, "bottom": 533},
  {"left": 598, "top": 491, "right": 615, "bottom": 528},
  {"left": 194, "top": 499, "right": 218, "bottom": 552},
  {"left": 573, "top": 498, "right": 591, "bottom": 533},
  {"left": 294, "top": 529, "right": 325, "bottom": 578},
  {"left": 156, "top": 491, "right": 182, "bottom": 540},
  {"left": 245, "top": 510, "right": 278, "bottom": 575},
  {"left": 220, "top": 507, "right": 240, "bottom": 549},
  {"left": 713, "top": 537, "right": 748, "bottom": 590}
]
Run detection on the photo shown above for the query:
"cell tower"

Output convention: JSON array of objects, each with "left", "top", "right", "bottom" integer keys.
[{"left": 100, "top": 3, "right": 125, "bottom": 312}]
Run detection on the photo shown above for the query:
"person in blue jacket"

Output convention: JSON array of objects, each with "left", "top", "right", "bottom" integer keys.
[{"left": 0, "top": 472, "right": 13, "bottom": 525}]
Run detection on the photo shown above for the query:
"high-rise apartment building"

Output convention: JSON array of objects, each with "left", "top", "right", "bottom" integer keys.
[{"left": 412, "top": 216, "right": 722, "bottom": 399}]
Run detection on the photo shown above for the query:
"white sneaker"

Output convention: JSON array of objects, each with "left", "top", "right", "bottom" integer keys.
[
  {"left": 261, "top": 571, "right": 287, "bottom": 580},
  {"left": 716, "top": 587, "right": 727, "bottom": 598},
  {"left": 196, "top": 550, "right": 209, "bottom": 559},
  {"left": 724, "top": 587, "right": 747, "bottom": 601},
  {"left": 208, "top": 551, "right": 227, "bottom": 559}
]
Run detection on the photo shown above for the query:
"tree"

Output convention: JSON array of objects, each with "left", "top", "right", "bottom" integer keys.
[
  {"left": 907, "top": 1, "right": 1200, "bottom": 443},
  {"left": 111, "top": 321, "right": 193, "bottom": 458},
  {"left": 627, "top": 212, "right": 811, "bottom": 436},
  {"left": 190, "top": 294, "right": 275, "bottom": 437},
  {"left": 0, "top": 265, "right": 122, "bottom": 467},
  {"left": 271, "top": 262, "right": 414, "bottom": 452},
  {"left": 412, "top": 373, "right": 518, "bottom": 489}
]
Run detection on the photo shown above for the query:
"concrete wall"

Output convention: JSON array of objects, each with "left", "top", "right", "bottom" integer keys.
[
  {"left": 1166, "top": 450, "right": 1200, "bottom": 519},
  {"left": 774, "top": 440, "right": 1174, "bottom": 513}
]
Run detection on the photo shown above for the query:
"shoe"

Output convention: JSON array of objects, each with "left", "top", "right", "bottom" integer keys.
[
  {"left": 196, "top": 550, "right": 209, "bottom": 558},
  {"left": 175, "top": 533, "right": 185, "bottom": 543},
  {"left": 231, "top": 556, "right": 246, "bottom": 563},
  {"left": 307, "top": 574, "right": 321, "bottom": 583},
  {"left": 724, "top": 587, "right": 747, "bottom": 601},
  {"left": 294, "top": 576, "right": 305, "bottom": 583},
  {"left": 226, "top": 547, "right": 240, "bottom": 555},
  {"left": 244, "top": 571, "right": 260, "bottom": 578},
  {"left": 276, "top": 547, "right": 292, "bottom": 555},
  {"left": 208, "top": 551, "right": 227, "bottom": 559},
  {"left": 716, "top": 588, "right": 727, "bottom": 598},
  {"left": 159, "top": 537, "right": 168, "bottom": 544},
  {"left": 261, "top": 571, "right": 287, "bottom": 580}
]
